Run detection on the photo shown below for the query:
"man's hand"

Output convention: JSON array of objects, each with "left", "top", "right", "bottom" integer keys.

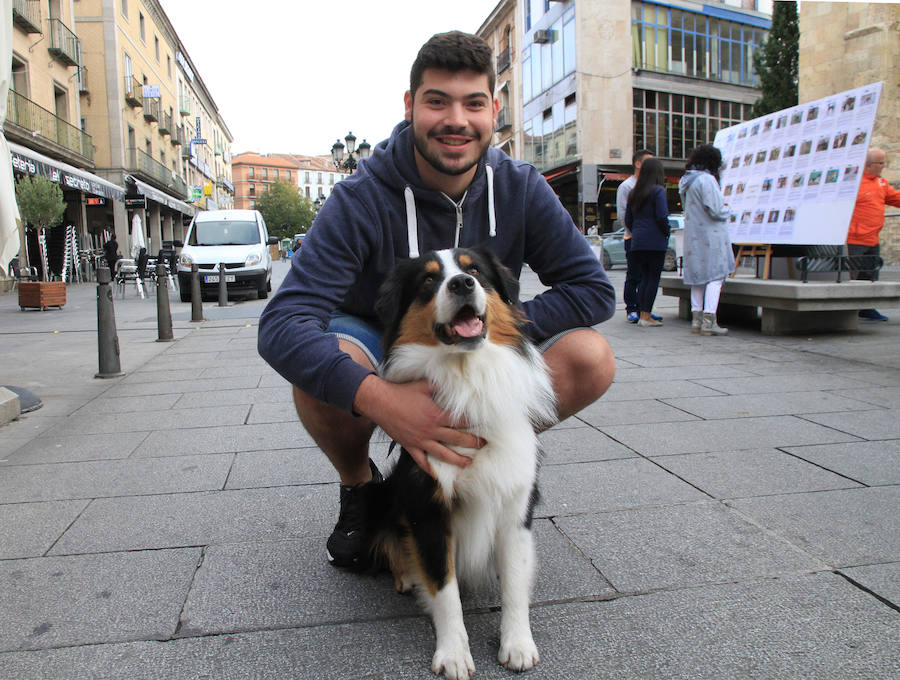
[{"left": 353, "top": 375, "right": 483, "bottom": 476}]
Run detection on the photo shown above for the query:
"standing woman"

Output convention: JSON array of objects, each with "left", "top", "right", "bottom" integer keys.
[
  {"left": 625, "top": 157, "right": 670, "bottom": 327},
  {"left": 679, "top": 144, "right": 734, "bottom": 336}
]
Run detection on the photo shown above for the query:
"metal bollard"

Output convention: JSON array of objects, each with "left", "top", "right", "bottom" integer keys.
[
  {"left": 95, "top": 266, "right": 124, "bottom": 378},
  {"left": 217, "top": 262, "right": 228, "bottom": 307},
  {"left": 190, "top": 263, "right": 204, "bottom": 322},
  {"left": 155, "top": 263, "right": 174, "bottom": 342}
]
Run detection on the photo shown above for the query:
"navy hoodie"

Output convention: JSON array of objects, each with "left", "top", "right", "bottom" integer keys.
[{"left": 257, "top": 121, "right": 615, "bottom": 412}]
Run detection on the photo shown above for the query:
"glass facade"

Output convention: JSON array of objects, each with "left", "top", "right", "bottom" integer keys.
[
  {"left": 633, "top": 88, "right": 753, "bottom": 160},
  {"left": 632, "top": 1, "right": 768, "bottom": 86}
]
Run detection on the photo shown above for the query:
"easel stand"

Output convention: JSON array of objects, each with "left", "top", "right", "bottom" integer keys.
[{"left": 732, "top": 243, "right": 774, "bottom": 279}]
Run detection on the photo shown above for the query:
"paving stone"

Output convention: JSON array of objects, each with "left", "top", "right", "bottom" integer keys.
[
  {"left": 692, "top": 373, "right": 874, "bottom": 395},
  {"left": 226, "top": 448, "right": 339, "bottom": 488},
  {"left": 0, "top": 500, "right": 88, "bottom": 559},
  {"left": 650, "top": 449, "right": 863, "bottom": 498},
  {"left": 800, "top": 409, "right": 900, "bottom": 440},
  {"left": 662, "top": 391, "right": 880, "bottom": 419},
  {"left": 538, "top": 426, "right": 637, "bottom": 464},
  {"left": 172, "top": 385, "right": 292, "bottom": 407},
  {"left": 600, "top": 415, "right": 860, "bottom": 456},
  {"left": 0, "top": 431, "right": 149, "bottom": 466},
  {"left": 782, "top": 440, "right": 900, "bottom": 485},
  {"left": 831, "top": 385, "right": 900, "bottom": 408},
  {"left": 555, "top": 502, "right": 824, "bottom": 592},
  {"left": 611, "top": 364, "right": 756, "bottom": 383},
  {"left": 49, "top": 485, "right": 336, "bottom": 554},
  {"left": 133, "top": 421, "right": 315, "bottom": 457},
  {"left": 574, "top": 398, "right": 701, "bottom": 427},
  {"left": 101, "top": 375, "right": 261, "bottom": 397},
  {"left": 0, "top": 548, "right": 200, "bottom": 652},
  {"left": 729, "top": 486, "right": 900, "bottom": 567},
  {"left": 43, "top": 405, "right": 250, "bottom": 436},
  {"left": 840, "top": 562, "right": 900, "bottom": 607},
  {"left": 538, "top": 458, "right": 707, "bottom": 517},
  {"left": 72, "top": 394, "right": 181, "bottom": 414},
  {"left": 601, "top": 379, "right": 727, "bottom": 401},
  {"left": 119, "top": 369, "right": 193, "bottom": 384},
  {"left": 245, "top": 401, "right": 304, "bottom": 424},
  {"left": 0, "top": 454, "right": 233, "bottom": 503},
  {"left": 258, "top": 373, "right": 291, "bottom": 388}
]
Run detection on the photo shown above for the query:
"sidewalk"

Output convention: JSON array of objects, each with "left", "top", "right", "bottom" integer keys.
[{"left": 1, "top": 261, "right": 898, "bottom": 679}]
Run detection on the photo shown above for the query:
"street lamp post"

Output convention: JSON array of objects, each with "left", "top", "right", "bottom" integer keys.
[{"left": 331, "top": 131, "right": 371, "bottom": 174}]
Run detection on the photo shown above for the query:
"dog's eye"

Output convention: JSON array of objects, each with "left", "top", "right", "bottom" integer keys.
[
  {"left": 467, "top": 266, "right": 479, "bottom": 275},
  {"left": 423, "top": 275, "right": 434, "bottom": 285}
]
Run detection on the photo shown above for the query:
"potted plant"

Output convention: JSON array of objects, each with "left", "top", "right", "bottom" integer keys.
[{"left": 14, "top": 175, "right": 67, "bottom": 310}]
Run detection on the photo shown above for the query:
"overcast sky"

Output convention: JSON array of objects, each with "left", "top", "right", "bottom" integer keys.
[{"left": 158, "top": 0, "right": 497, "bottom": 156}]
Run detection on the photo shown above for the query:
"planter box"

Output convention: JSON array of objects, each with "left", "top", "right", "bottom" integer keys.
[{"left": 18, "top": 281, "right": 66, "bottom": 310}]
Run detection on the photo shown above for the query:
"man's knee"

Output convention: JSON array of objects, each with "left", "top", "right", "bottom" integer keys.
[{"left": 543, "top": 329, "right": 615, "bottom": 415}]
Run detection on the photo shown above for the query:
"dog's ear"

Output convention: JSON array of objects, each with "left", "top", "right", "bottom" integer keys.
[
  {"left": 375, "top": 257, "right": 419, "bottom": 330},
  {"left": 472, "top": 245, "right": 519, "bottom": 304}
]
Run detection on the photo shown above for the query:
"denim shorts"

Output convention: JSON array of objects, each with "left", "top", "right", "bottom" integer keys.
[{"left": 327, "top": 310, "right": 585, "bottom": 367}]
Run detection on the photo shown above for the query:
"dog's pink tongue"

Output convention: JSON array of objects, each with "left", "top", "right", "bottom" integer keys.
[{"left": 452, "top": 316, "right": 484, "bottom": 338}]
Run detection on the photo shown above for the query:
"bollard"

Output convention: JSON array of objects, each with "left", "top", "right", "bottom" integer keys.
[
  {"left": 190, "top": 263, "right": 204, "bottom": 322},
  {"left": 156, "top": 263, "right": 175, "bottom": 342},
  {"left": 95, "top": 267, "right": 124, "bottom": 378},
  {"left": 217, "top": 261, "right": 228, "bottom": 307}
]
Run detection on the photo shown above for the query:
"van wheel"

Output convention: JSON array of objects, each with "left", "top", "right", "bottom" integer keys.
[{"left": 258, "top": 278, "right": 268, "bottom": 299}]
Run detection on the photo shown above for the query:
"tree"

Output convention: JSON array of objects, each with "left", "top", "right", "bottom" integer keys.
[
  {"left": 15, "top": 175, "right": 66, "bottom": 232},
  {"left": 751, "top": 1, "right": 799, "bottom": 117},
  {"left": 253, "top": 181, "right": 316, "bottom": 239}
]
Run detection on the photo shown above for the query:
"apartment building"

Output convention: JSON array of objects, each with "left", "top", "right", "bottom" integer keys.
[
  {"left": 478, "top": 0, "right": 522, "bottom": 159},
  {"left": 8, "top": 0, "right": 126, "bottom": 272},
  {"left": 274, "top": 154, "right": 346, "bottom": 203},
  {"left": 74, "top": 0, "right": 233, "bottom": 250},
  {"left": 479, "top": 0, "right": 770, "bottom": 232},
  {"left": 231, "top": 153, "right": 300, "bottom": 210}
]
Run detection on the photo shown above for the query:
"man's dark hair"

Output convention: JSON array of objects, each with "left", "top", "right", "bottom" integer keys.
[
  {"left": 685, "top": 144, "right": 723, "bottom": 181},
  {"left": 632, "top": 149, "right": 654, "bottom": 167},
  {"left": 410, "top": 31, "right": 495, "bottom": 97}
]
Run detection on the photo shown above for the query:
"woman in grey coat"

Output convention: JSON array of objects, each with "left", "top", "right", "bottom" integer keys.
[{"left": 678, "top": 144, "right": 734, "bottom": 336}]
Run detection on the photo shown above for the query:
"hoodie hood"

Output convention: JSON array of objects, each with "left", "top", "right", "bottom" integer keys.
[
  {"left": 359, "top": 121, "right": 497, "bottom": 257},
  {"left": 679, "top": 169, "right": 705, "bottom": 193}
]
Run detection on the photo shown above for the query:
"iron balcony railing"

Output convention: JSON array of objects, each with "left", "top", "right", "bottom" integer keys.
[
  {"left": 495, "top": 107, "right": 512, "bottom": 131},
  {"left": 48, "top": 18, "right": 80, "bottom": 67},
  {"left": 497, "top": 46, "right": 511, "bottom": 74},
  {"left": 131, "top": 146, "right": 186, "bottom": 197},
  {"left": 124, "top": 75, "right": 143, "bottom": 107},
  {"left": 159, "top": 110, "right": 172, "bottom": 135},
  {"left": 143, "top": 97, "right": 160, "bottom": 123},
  {"left": 179, "top": 93, "right": 191, "bottom": 115},
  {"left": 12, "top": 0, "right": 41, "bottom": 33},
  {"left": 6, "top": 90, "right": 94, "bottom": 161},
  {"left": 77, "top": 66, "right": 88, "bottom": 94},
  {"left": 171, "top": 124, "right": 185, "bottom": 147}
]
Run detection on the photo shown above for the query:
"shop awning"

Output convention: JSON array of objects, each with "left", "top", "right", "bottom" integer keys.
[
  {"left": 542, "top": 163, "right": 579, "bottom": 182},
  {"left": 9, "top": 142, "right": 125, "bottom": 201},
  {"left": 128, "top": 176, "right": 196, "bottom": 216}
]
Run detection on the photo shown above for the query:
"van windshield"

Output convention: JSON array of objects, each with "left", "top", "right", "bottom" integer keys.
[{"left": 191, "top": 220, "right": 260, "bottom": 246}]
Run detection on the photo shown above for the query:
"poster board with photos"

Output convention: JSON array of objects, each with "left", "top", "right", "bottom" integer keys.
[{"left": 712, "top": 81, "right": 882, "bottom": 246}]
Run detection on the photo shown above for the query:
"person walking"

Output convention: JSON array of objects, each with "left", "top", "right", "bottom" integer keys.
[
  {"left": 624, "top": 157, "right": 669, "bottom": 327},
  {"left": 617, "top": 149, "right": 659, "bottom": 323},
  {"left": 847, "top": 147, "right": 900, "bottom": 321},
  {"left": 678, "top": 144, "right": 734, "bottom": 336}
]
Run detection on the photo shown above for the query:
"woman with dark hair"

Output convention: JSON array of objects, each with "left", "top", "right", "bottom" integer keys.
[
  {"left": 625, "top": 157, "right": 670, "bottom": 327},
  {"left": 679, "top": 144, "right": 734, "bottom": 336}
]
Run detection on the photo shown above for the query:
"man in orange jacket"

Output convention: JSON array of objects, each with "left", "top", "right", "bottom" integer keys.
[{"left": 847, "top": 148, "right": 900, "bottom": 320}]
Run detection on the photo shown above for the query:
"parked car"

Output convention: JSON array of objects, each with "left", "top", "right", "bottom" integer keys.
[
  {"left": 177, "top": 209, "right": 279, "bottom": 302},
  {"left": 599, "top": 214, "right": 684, "bottom": 272}
]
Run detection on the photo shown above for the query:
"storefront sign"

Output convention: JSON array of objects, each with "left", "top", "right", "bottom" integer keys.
[
  {"left": 124, "top": 196, "right": 147, "bottom": 209},
  {"left": 9, "top": 147, "right": 124, "bottom": 201}
]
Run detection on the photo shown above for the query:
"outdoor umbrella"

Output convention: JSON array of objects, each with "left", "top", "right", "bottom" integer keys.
[
  {"left": 0, "top": 0, "right": 22, "bottom": 275},
  {"left": 130, "top": 213, "right": 146, "bottom": 259}
]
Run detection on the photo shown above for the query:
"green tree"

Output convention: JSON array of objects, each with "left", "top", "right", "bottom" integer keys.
[
  {"left": 15, "top": 175, "right": 66, "bottom": 232},
  {"left": 751, "top": 1, "right": 799, "bottom": 117},
  {"left": 253, "top": 181, "right": 316, "bottom": 239}
]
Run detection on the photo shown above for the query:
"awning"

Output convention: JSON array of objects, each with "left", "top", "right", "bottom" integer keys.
[
  {"left": 8, "top": 142, "right": 125, "bottom": 201},
  {"left": 128, "top": 176, "right": 196, "bottom": 216},
  {"left": 542, "top": 163, "right": 579, "bottom": 183}
]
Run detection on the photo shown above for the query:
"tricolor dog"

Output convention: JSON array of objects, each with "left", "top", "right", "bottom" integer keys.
[{"left": 369, "top": 247, "right": 556, "bottom": 679}]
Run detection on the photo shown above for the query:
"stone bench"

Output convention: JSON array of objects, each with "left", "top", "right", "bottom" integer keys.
[{"left": 659, "top": 274, "right": 900, "bottom": 335}]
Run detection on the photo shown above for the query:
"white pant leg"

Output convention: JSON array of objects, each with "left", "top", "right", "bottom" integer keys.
[
  {"left": 690, "top": 285, "right": 705, "bottom": 312},
  {"left": 704, "top": 279, "right": 724, "bottom": 313}
]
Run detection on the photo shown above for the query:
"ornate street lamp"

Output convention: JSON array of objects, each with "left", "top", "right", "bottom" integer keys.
[{"left": 331, "top": 131, "right": 371, "bottom": 173}]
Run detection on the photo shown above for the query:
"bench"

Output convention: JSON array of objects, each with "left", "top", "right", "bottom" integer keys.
[{"left": 659, "top": 274, "right": 900, "bottom": 335}]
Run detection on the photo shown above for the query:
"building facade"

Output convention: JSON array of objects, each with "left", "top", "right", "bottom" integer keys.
[
  {"left": 275, "top": 154, "right": 346, "bottom": 203},
  {"left": 798, "top": 2, "right": 900, "bottom": 263},
  {"left": 478, "top": 0, "right": 522, "bottom": 159},
  {"left": 232, "top": 152, "right": 347, "bottom": 212},
  {"left": 481, "top": 0, "right": 770, "bottom": 232}
]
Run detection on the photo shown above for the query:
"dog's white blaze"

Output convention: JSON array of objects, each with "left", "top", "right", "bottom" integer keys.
[{"left": 433, "top": 249, "right": 487, "bottom": 324}]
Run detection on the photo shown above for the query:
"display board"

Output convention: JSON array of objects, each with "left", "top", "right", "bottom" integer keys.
[{"left": 713, "top": 82, "right": 882, "bottom": 245}]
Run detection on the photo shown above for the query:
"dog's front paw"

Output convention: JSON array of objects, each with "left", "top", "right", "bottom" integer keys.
[
  {"left": 432, "top": 644, "right": 475, "bottom": 680},
  {"left": 498, "top": 635, "right": 540, "bottom": 672}
]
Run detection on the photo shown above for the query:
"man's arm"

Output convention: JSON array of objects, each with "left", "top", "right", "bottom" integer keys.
[{"left": 883, "top": 179, "right": 900, "bottom": 209}]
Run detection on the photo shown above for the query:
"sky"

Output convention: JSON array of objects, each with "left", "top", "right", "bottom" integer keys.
[{"left": 158, "top": 0, "right": 498, "bottom": 156}]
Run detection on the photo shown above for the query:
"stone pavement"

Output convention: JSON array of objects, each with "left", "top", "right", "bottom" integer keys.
[{"left": 0, "top": 260, "right": 898, "bottom": 679}]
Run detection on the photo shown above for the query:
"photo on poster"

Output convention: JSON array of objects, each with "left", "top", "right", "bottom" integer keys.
[
  {"left": 739, "top": 127, "right": 748, "bottom": 139},
  {"left": 808, "top": 170, "right": 823, "bottom": 186},
  {"left": 825, "top": 169, "right": 840, "bottom": 184},
  {"left": 731, "top": 155, "right": 741, "bottom": 168},
  {"left": 832, "top": 131, "right": 848, "bottom": 149},
  {"left": 768, "top": 210, "right": 780, "bottom": 223},
  {"left": 750, "top": 123, "right": 760, "bottom": 136},
  {"left": 784, "top": 142, "right": 797, "bottom": 158},
  {"left": 741, "top": 211, "right": 752, "bottom": 224},
  {"left": 776, "top": 175, "right": 788, "bottom": 190},
  {"left": 800, "top": 139, "right": 813, "bottom": 155},
  {"left": 807, "top": 105, "right": 819, "bottom": 122},
  {"left": 753, "top": 210, "right": 766, "bottom": 224},
  {"left": 815, "top": 136, "right": 830, "bottom": 153},
  {"left": 852, "top": 129, "right": 867, "bottom": 146},
  {"left": 762, "top": 178, "right": 774, "bottom": 192},
  {"left": 756, "top": 150, "right": 768, "bottom": 164},
  {"left": 843, "top": 164, "right": 859, "bottom": 182},
  {"left": 776, "top": 114, "right": 788, "bottom": 129},
  {"left": 783, "top": 208, "right": 796, "bottom": 223},
  {"left": 724, "top": 184, "right": 734, "bottom": 197},
  {"left": 825, "top": 101, "right": 837, "bottom": 118},
  {"left": 736, "top": 182, "right": 746, "bottom": 195},
  {"left": 791, "top": 173, "right": 805, "bottom": 188},
  {"left": 769, "top": 146, "right": 781, "bottom": 161},
  {"left": 861, "top": 91, "right": 876, "bottom": 107},
  {"left": 744, "top": 153, "right": 754, "bottom": 166},
  {"left": 841, "top": 95, "right": 856, "bottom": 112},
  {"left": 763, "top": 119, "right": 774, "bottom": 133},
  {"left": 790, "top": 110, "right": 803, "bottom": 125}
]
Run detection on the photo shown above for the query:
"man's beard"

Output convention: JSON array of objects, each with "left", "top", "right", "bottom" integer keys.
[{"left": 410, "top": 115, "right": 489, "bottom": 177}]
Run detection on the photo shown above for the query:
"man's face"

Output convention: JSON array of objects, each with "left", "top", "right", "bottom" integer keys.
[
  {"left": 865, "top": 150, "right": 887, "bottom": 177},
  {"left": 634, "top": 154, "right": 652, "bottom": 176},
  {"left": 404, "top": 68, "right": 498, "bottom": 181}
]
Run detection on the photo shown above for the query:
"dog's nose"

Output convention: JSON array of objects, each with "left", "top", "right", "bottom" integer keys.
[{"left": 448, "top": 274, "right": 475, "bottom": 296}]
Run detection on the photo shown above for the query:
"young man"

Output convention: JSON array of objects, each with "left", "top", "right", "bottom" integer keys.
[
  {"left": 616, "top": 149, "right": 659, "bottom": 323},
  {"left": 258, "top": 32, "right": 616, "bottom": 569}
]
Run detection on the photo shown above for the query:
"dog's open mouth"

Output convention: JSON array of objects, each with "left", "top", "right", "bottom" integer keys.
[{"left": 438, "top": 305, "right": 485, "bottom": 345}]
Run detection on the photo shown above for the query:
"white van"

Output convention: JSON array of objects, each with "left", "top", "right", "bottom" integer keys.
[{"left": 177, "top": 209, "right": 278, "bottom": 302}]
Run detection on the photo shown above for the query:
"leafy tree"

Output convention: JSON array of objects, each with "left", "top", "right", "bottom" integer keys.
[
  {"left": 15, "top": 175, "right": 66, "bottom": 231},
  {"left": 751, "top": 1, "right": 799, "bottom": 117},
  {"left": 253, "top": 181, "right": 316, "bottom": 239}
]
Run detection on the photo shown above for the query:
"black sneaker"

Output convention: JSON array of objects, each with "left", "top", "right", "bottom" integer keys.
[{"left": 326, "top": 459, "right": 383, "bottom": 569}]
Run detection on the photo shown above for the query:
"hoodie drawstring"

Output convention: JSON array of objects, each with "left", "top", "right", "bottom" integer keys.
[{"left": 403, "top": 164, "right": 497, "bottom": 258}]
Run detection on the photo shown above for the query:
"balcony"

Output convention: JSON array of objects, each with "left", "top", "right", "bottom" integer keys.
[
  {"left": 77, "top": 66, "right": 88, "bottom": 94},
  {"left": 179, "top": 94, "right": 191, "bottom": 116},
  {"left": 124, "top": 76, "right": 143, "bottom": 107},
  {"left": 12, "top": 0, "right": 41, "bottom": 33},
  {"left": 497, "top": 46, "right": 511, "bottom": 75},
  {"left": 159, "top": 111, "right": 172, "bottom": 136},
  {"left": 171, "top": 124, "right": 185, "bottom": 147},
  {"left": 130, "top": 146, "right": 186, "bottom": 196},
  {"left": 143, "top": 97, "right": 161, "bottom": 123},
  {"left": 495, "top": 107, "right": 512, "bottom": 131},
  {"left": 6, "top": 90, "right": 94, "bottom": 162},
  {"left": 48, "top": 18, "right": 79, "bottom": 67}
]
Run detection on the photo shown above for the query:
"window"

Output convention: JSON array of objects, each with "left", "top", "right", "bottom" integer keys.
[
  {"left": 249, "top": 183, "right": 255, "bottom": 193},
  {"left": 121, "top": 0, "right": 127, "bottom": 19},
  {"left": 11, "top": 55, "right": 28, "bottom": 96},
  {"left": 285, "top": 170, "right": 291, "bottom": 181},
  {"left": 274, "top": 169, "right": 279, "bottom": 180},
  {"left": 166, "top": 55, "right": 171, "bottom": 78},
  {"left": 154, "top": 36, "right": 160, "bottom": 63},
  {"left": 262, "top": 168, "right": 267, "bottom": 178},
  {"left": 139, "top": 13, "right": 145, "bottom": 42},
  {"left": 53, "top": 84, "right": 69, "bottom": 122},
  {"left": 124, "top": 53, "right": 133, "bottom": 83},
  {"left": 304, "top": 171, "right": 310, "bottom": 184},
  {"left": 317, "top": 172, "right": 323, "bottom": 184},
  {"left": 248, "top": 167, "right": 254, "bottom": 178}
]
